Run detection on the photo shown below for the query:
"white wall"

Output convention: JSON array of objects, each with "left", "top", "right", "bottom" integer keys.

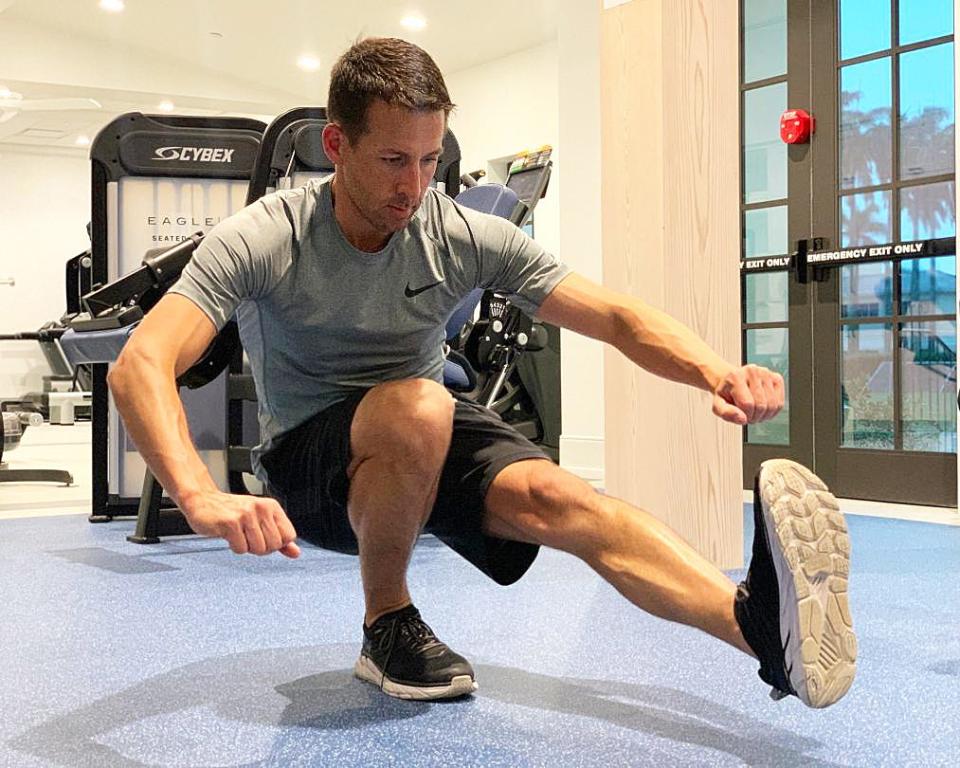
[
  {"left": 0, "top": 16, "right": 295, "bottom": 404},
  {"left": 446, "top": 42, "right": 561, "bottom": 261},
  {"left": 446, "top": 33, "right": 607, "bottom": 482},
  {"left": 0, "top": 146, "right": 90, "bottom": 399}
]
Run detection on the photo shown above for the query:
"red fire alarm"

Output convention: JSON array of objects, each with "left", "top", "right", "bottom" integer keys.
[{"left": 780, "top": 109, "right": 815, "bottom": 144}]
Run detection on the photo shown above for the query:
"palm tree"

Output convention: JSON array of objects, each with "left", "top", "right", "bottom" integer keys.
[
  {"left": 840, "top": 89, "right": 892, "bottom": 189},
  {"left": 901, "top": 180, "right": 956, "bottom": 241},
  {"left": 900, "top": 106, "right": 955, "bottom": 241},
  {"left": 843, "top": 192, "right": 890, "bottom": 244},
  {"left": 901, "top": 105, "right": 955, "bottom": 181}
]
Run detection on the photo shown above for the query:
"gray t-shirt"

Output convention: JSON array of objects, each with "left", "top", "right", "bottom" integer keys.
[{"left": 169, "top": 177, "right": 570, "bottom": 481}]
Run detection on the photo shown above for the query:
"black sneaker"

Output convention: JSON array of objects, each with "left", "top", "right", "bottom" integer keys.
[
  {"left": 354, "top": 604, "right": 478, "bottom": 700},
  {"left": 734, "top": 459, "right": 857, "bottom": 708}
]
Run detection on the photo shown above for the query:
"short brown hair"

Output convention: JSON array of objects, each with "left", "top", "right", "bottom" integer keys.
[{"left": 327, "top": 37, "right": 455, "bottom": 141}]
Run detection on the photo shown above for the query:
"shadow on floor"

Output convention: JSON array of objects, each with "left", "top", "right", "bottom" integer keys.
[{"left": 7, "top": 644, "right": 847, "bottom": 768}]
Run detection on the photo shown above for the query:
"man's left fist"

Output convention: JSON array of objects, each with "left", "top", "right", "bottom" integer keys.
[{"left": 712, "top": 364, "right": 785, "bottom": 425}]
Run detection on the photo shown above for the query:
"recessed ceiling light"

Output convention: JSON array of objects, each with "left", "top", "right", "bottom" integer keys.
[
  {"left": 401, "top": 13, "right": 427, "bottom": 31},
  {"left": 297, "top": 54, "right": 321, "bottom": 72},
  {"left": 76, "top": 135, "right": 91, "bottom": 147},
  {"left": 99, "top": 0, "right": 125, "bottom": 12},
  {"left": 158, "top": 100, "right": 175, "bottom": 112}
]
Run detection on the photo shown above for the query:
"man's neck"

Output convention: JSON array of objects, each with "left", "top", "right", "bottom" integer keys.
[{"left": 330, "top": 175, "right": 390, "bottom": 252}]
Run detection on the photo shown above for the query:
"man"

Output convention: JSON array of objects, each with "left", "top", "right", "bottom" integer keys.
[{"left": 109, "top": 37, "right": 856, "bottom": 707}]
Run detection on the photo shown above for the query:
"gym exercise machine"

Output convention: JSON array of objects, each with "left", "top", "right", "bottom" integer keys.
[
  {"left": 447, "top": 146, "right": 562, "bottom": 460},
  {"left": 0, "top": 408, "right": 73, "bottom": 486},
  {"left": 61, "top": 112, "right": 266, "bottom": 541},
  {"left": 0, "top": 247, "right": 94, "bottom": 423}
]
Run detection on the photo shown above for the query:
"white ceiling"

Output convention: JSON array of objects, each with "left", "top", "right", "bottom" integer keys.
[{"left": 0, "top": 0, "right": 559, "bottom": 148}]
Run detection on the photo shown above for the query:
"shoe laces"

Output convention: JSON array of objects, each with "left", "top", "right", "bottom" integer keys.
[
  {"left": 372, "top": 609, "right": 443, "bottom": 689},
  {"left": 390, "top": 612, "right": 443, "bottom": 652}
]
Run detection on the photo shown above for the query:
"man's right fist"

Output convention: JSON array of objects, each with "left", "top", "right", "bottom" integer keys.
[{"left": 182, "top": 490, "right": 301, "bottom": 558}]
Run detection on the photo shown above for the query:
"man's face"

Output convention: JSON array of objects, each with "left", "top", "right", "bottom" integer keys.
[{"left": 327, "top": 100, "right": 446, "bottom": 240}]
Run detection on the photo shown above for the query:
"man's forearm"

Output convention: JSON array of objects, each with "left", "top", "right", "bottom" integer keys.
[
  {"left": 108, "top": 352, "right": 219, "bottom": 509},
  {"left": 611, "top": 299, "right": 735, "bottom": 393}
]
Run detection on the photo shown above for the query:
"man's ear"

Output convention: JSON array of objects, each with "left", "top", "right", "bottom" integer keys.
[{"left": 322, "top": 122, "right": 348, "bottom": 165}]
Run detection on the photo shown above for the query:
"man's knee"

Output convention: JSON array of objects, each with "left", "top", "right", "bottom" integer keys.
[{"left": 350, "top": 378, "right": 455, "bottom": 471}]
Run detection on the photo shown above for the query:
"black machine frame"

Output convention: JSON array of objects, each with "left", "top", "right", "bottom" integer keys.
[{"left": 88, "top": 113, "right": 267, "bottom": 533}]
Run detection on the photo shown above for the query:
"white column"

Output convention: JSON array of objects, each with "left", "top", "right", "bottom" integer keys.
[
  {"left": 600, "top": 0, "right": 744, "bottom": 567},
  {"left": 557, "top": 0, "right": 605, "bottom": 483}
]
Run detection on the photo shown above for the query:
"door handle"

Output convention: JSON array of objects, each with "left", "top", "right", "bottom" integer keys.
[
  {"left": 794, "top": 238, "right": 829, "bottom": 284},
  {"left": 0, "top": 277, "right": 14, "bottom": 287}
]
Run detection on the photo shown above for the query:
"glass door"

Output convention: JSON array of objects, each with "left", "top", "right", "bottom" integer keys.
[
  {"left": 741, "top": 0, "right": 814, "bottom": 472},
  {"left": 740, "top": 0, "right": 957, "bottom": 506},
  {"left": 814, "top": 0, "right": 956, "bottom": 504}
]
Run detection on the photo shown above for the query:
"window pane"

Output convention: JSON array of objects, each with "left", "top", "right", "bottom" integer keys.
[
  {"left": 744, "top": 0, "right": 787, "bottom": 82},
  {"left": 842, "top": 262, "right": 894, "bottom": 317},
  {"left": 841, "top": 190, "right": 893, "bottom": 245},
  {"left": 900, "top": 43, "right": 955, "bottom": 180},
  {"left": 744, "top": 83, "right": 788, "bottom": 202},
  {"left": 901, "top": 320, "right": 957, "bottom": 453},
  {"left": 746, "top": 271, "right": 789, "bottom": 323},
  {"left": 746, "top": 328, "right": 790, "bottom": 445},
  {"left": 745, "top": 206, "right": 789, "bottom": 257},
  {"left": 899, "top": 0, "right": 954, "bottom": 46},
  {"left": 841, "top": 324, "right": 894, "bottom": 449},
  {"left": 901, "top": 181, "right": 957, "bottom": 240},
  {"left": 840, "top": 58, "right": 893, "bottom": 189},
  {"left": 901, "top": 255, "right": 957, "bottom": 315},
  {"left": 840, "top": 0, "right": 891, "bottom": 60}
]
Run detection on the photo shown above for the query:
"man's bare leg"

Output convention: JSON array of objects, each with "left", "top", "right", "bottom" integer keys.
[
  {"left": 484, "top": 458, "right": 857, "bottom": 708},
  {"left": 346, "top": 378, "right": 477, "bottom": 700},
  {"left": 347, "top": 379, "right": 453, "bottom": 626},
  {"left": 484, "top": 460, "right": 754, "bottom": 654}
]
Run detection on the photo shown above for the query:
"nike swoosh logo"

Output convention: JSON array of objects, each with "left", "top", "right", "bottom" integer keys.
[
  {"left": 782, "top": 629, "right": 795, "bottom": 680},
  {"left": 405, "top": 280, "right": 443, "bottom": 298}
]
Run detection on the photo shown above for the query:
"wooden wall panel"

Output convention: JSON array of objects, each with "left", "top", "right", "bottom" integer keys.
[{"left": 600, "top": 0, "right": 743, "bottom": 568}]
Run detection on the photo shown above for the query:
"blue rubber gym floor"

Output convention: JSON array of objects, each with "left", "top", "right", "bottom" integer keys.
[{"left": 0, "top": 506, "right": 957, "bottom": 767}]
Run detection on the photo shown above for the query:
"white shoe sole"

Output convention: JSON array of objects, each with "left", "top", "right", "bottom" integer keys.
[
  {"left": 354, "top": 654, "right": 478, "bottom": 700},
  {"left": 758, "top": 459, "right": 857, "bottom": 708}
]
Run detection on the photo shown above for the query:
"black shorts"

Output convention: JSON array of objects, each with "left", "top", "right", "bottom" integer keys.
[{"left": 259, "top": 389, "right": 549, "bottom": 585}]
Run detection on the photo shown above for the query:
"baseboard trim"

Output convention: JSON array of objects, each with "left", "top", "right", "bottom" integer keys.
[
  {"left": 559, "top": 435, "right": 604, "bottom": 484},
  {"left": 742, "top": 489, "right": 960, "bottom": 526}
]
